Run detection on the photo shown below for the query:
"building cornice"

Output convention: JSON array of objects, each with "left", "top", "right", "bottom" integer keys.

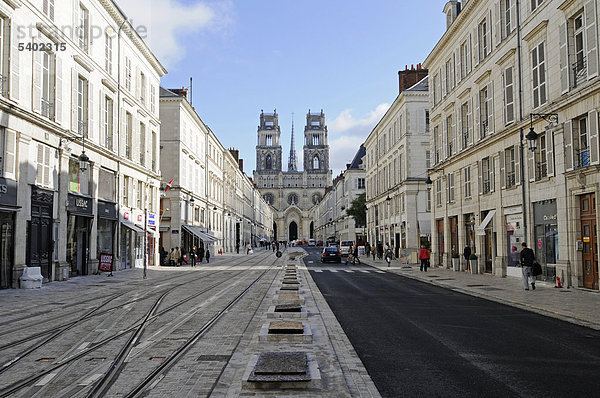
[{"left": 522, "top": 20, "right": 549, "bottom": 43}]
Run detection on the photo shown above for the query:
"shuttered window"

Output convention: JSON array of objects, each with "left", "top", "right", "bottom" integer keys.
[{"left": 531, "top": 42, "right": 547, "bottom": 109}]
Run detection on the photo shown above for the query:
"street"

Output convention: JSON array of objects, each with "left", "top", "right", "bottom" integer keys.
[{"left": 303, "top": 247, "right": 600, "bottom": 397}]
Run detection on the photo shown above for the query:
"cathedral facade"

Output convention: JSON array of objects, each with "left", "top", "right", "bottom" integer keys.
[{"left": 254, "top": 110, "right": 332, "bottom": 242}]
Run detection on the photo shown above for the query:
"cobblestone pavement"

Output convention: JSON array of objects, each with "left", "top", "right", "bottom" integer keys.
[
  {"left": 0, "top": 248, "right": 380, "bottom": 398},
  {"left": 362, "top": 257, "right": 600, "bottom": 331}
]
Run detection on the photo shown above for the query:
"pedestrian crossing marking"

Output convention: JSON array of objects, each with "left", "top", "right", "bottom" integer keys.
[
  {"left": 344, "top": 270, "right": 354, "bottom": 273},
  {"left": 329, "top": 270, "right": 338, "bottom": 272},
  {"left": 35, "top": 373, "right": 57, "bottom": 386},
  {"left": 359, "top": 270, "right": 369, "bottom": 273},
  {"left": 314, "top": 270, "right": 323, "bottom": 272}
]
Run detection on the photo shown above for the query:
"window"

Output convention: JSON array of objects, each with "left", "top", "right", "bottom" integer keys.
[
  {"left": 532, "top": 42, "right": 547, "bottom": 109},
  {"left": 357, "top": 178, "right": 365, "bottom": 189},
  {"left": 139, "top": 122, "right": 145, "bottom": 166},
  {"left": 0, "top": 128, "right": 16, "bottom": 178},
  {"left": 76, "top": 4, "right": 89, "bottom": 51},
  {"left": 103, "top": 96, "right": 113, "bottom": 150},
  {"left": 0, "top": 17, "right": 8, "bottom": 95},
  {"left": 125, "top": 57, "right": 131, "bottom": 91},
  {"left": 152, "top": 131, "right": 157, "bottom": 171},
  {"left": 266, "top": 135, "right": 272, "bottom": 146},
  {"left": 481, "top": 157, "right": 492, "bottom": 194},
  {"left": 41, "top": 51, "right": 56, "bottom": 119},
  {"left": 574, "top": 12, "right": 586, "bottom": 77},
  {"left": 105, "top": 32, "right": 112, "bottom": 75},
  {"left": 137, "top": 180, "right": 143, "bottom": 208},
  {"left": 313, "top": 155, "right": 320, "bottom": 169},
  {"left": 504, "top": 66, "right": 515, "bottom": 124},
  {"left": 464, "top": 166, "right": 471, "bottom": 197},
  {"left": 426, "top": 150, "right": 431, "bottom": 169},
  {"left": 398, "top": 154, "right": 403, "bottom": 181},
  {"left": 479, "top": 85, "right": 491, "bottom": 139},
  {"left": 575, "top": 117, "right": 589, "bottom": 168},
  {"left": 125, "top": 112, "right": 132, "bottom": 159},
  {"left": 140, "top": 72, "right": 146, "bottom": 103},
  {"left": 425, "top": 110, "right": 430, "bottom": 132},
  {"left": 501, "top": 0, "right": 515, "bottom": 40},
  {"left": 43, "top": 0, "right": 55, "bottom": 20},
  {"left": 77, "top": 76, "right": 88, "bottom": 136},
  {"left": 446, "top": 114, "right": 454, "bottom": 156},
  {"left": 265, "top": 154, "right": 272, "bottom": 170},
  {"left": 445, "top": 57, "right": 454, "bottom": 94},
  {"left": 427, "top": 188, "right": 431, "bottom": 211},
  {"left": 434, "top": 126, "right": 440, "bottom": 163},
  {"left": 531, "top": 0, "right": 543, "bottom": 12},
  {"left": 535, "top": 135, "right": 548, "bottom": 180},
  {"left": 36, "top": 143, "right": 53, "bottom": 187},
  {"left": 436, "top": 179, "right": 442, "bottom": 206},
  {"left": 460, "top": 101, "right": 470, "bottom": 148},
  {"left": 312, "top": 134, "right": 320, "bottom": 145},
  {"left": 68, "top": 157, "right": 84, "bottom": 193},
  {"left": 479, "top": 18, "right": 489, "bottom": 60},
  {"left": 150, "top": 85, "right": 156, "bottom": 114},
  {"left": 505, "top": 147, "right": 516, "bottom": 187},
  {"left": 460, "top": 38, "right": 471, "bottom": 78},
  {"left": 433, "top": 74, "right": 440, "bottom": 105},
  {"left": 446, "top": 172, "right": 455, "bottom": 203}
]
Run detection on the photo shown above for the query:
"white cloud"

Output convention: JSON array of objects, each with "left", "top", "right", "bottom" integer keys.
[
  {"left": 327, "top": 104, "right": 390, "bottom": 174},
  {"left": 118, "top": 0, "right": 229, "bottom": 67}
]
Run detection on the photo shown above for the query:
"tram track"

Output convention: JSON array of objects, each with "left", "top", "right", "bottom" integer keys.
[{"left": 0, "top": 251, "right": 281, "bottom": 397}]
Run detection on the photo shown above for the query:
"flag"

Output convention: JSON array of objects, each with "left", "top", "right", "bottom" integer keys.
[{"left": 165, "top": 178, "right": 174, "bottom": 192}]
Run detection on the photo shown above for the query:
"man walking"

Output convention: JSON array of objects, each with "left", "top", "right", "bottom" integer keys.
[
  {"left": 520, "top": 242, "right": 536, "bottom": 290},
  {"left": 418, "top": 246, "right": 430, "bottom": 272}
]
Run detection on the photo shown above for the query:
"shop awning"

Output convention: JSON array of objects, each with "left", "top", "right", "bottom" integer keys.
[
  {"left": 182, "top": 224, "right": 219, "bottom": 242},
  {"left": 417, "top": 214, "right": 431, "bottom": 236},
  {"left": 476, "top": 210, "right": 496, "bottom": 236},
  {"left": 121, "top": 220, "right": 145, "bottom": 234}
]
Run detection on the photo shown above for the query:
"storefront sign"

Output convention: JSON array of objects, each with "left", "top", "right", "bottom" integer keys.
[
  {"left": 0, "top": 178, "right": 17, "bottom": 207},
  {"left": 538, "top": 238, "right": 543, "bottom": 249},
  {"left": 583, "top": 236, "right": 591, "bottom": 243},
  {"left": 534, "top": 199, "right": 557, "bottom": 225},
  {"left": 99, "top": 253, "right": 113, "bottom": 271},
  {"left": 98, "top": 201, "right": 117, "bottom": 220},
  {"left": 67, "top": 194, "right": 93, "bottom": 215},
  {"left": 148, "top": 212, "right": 156, "bottom": 227}
]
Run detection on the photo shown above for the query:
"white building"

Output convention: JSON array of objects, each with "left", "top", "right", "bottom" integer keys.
[
  {"left": 424, "top": 0, "right": 600, "bottom": 290},
  {"left": 364, "top": 67, "right": 431, "bottom": 263},
  {"left": 0, "top": 0, "right": 166, "bottom": 288}
]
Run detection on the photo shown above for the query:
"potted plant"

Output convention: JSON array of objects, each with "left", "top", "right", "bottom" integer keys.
[
  {"left": 452, "top": 253, "right": 460, "bottom": 271},
  {"left": 469, "top": 254, "right": 478, "bottom": 274}
]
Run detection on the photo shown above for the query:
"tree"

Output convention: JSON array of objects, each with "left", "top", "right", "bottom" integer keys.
[{"left": 346, "top": 192, "right": 366, "bottom": 228}]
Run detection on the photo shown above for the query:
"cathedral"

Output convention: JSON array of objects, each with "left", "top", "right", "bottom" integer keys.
[{"left": 254, "top": 109, "right": 332, "bottom": 242}]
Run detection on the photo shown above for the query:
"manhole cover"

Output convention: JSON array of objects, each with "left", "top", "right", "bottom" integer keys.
[{"left": 254, "top": 352, "right": 307, "bottom": 375}]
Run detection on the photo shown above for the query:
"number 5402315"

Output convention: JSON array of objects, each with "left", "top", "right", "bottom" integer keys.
[{"left": 18, "top": 42, "right": 66, "bottom": 51}]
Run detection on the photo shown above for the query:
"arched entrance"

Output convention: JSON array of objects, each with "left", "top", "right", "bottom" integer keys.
[
  {"left": 309, "top": 221, "right": 314, "bottom": 239},
  {"left": 273, "top": 222, "right": 278, "bottom": 241},
  {"left": 288, "top": 221, "right": 298, "bottom": 241}
]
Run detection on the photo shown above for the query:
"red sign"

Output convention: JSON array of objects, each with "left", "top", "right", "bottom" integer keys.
[
  {"left": 124, "top": 211, "right": 130, "bottom": 220},
  {"left": 537, "top": 238, "right": 543, "bottom": 249},
  {"left": 137, "top": 214, "right": 143, "bottom": 222},
  {"left": 99, "top": 254, "right": 113, "bottom": 272}
]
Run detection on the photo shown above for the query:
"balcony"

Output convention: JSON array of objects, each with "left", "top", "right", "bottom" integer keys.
[
  {"left": 573, "top": 56, "right": 587, "bottom": 88},
  {"left": 575, "top": 148, "right": 590, "bottom": 169},
  {"left": 41, "top": 98, "right": 54, "bottom": 119}
]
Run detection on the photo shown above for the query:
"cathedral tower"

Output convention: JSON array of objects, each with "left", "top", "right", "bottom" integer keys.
[
  {"left": 256, "top": 109, "right": 282, "bottom": 173},
  {"left": 303, "top": 109, "right": 329, "bottom": 173}
]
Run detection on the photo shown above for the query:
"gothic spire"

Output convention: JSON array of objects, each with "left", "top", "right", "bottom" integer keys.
[{"left": 288, "top": 114, "right": 298, "bottom": 172}]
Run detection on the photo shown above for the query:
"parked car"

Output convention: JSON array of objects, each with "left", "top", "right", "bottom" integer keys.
[
  {"left": 339, "top": 240, "right": 355, "bottom": 256},
  {"left": 308, "top": 239, "right": 316, "bottom": 246},
  {"left": 321, "top": 246, "right": 342, "bottom": 263},
  {"left": 316, "top": 240, "right": 323, "bottom": 246}
]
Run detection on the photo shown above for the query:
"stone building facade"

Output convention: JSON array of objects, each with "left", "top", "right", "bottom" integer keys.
[
  {"left": 254, "top": 110, "right": 332, "bottom": 242},
  {"left": 0, "top": 0, "right": 166, "bottom": 287},
  {"left": 364, "top": 69, "right": 431, "bottom": 263},
  {"left": 424, "top": 0, "right": 600, "bottom": 289}
]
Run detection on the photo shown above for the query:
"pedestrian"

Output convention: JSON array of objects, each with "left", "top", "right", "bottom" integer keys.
[
  {"left": 365, "top": 242, "right": 371, "bottom": 257},
  {"left": 180, "top": 247, "right": 188, "bottom": 265},
  {"left": 384, "top": 247, "right": 393, "bottom": 267},
  {"left": 169, "top": 248, "right": 176, "bottom": 266},
  {"left": 353, "top": 245, "right": 361, "bottom": 265},
  {"left": 272, "top": 242, "right": 276, "bottom": 252},
  {"left": 247, "top": 243, "right": 252, "bottom": 254},
  {"left": 159, "top": 246, "right": 167, "bottom": 266},
  {"left": 520, "top": 242, "right": 536, "bottom": 290},
  {"left": 205, "top": 249, "right": 210, "bottom": 263},
  {"left": 377, "top": 242, "right": 383, "bottom": 260},
  {"left": 463, "top": 245, "right": 471, "bottom": 264},
  {"left": 198, "top": 245, "right": 205, "bottom": 263},
  {"left": 174, "top": 247, "right": 181, "bottom": 266},
  {"left": 190, "top": 245, "right": 197, "bottom": 267},
  {"left": 236, "top": 243, "right": 240, "bottom": 254},
  {"left": 418, "top": 246, "right": 430, "bottom": 272}
]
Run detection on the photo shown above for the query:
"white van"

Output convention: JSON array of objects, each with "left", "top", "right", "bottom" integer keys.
[{"left": 308, "top": 239, "right": 316, "bottom": 246}]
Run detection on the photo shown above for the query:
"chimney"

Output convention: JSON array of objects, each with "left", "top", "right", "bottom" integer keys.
[
  {"left": 229, "top": 148, "right": 240, "bottom": 162},
  {"left": 398, "top": 63, "right": 428, "bottom": 93},
  {"left": 238, "top": 159, "right": 244, "bottom": 172},
  {"left": 169, "top": 86, "right": 189, "bottom": 101}
]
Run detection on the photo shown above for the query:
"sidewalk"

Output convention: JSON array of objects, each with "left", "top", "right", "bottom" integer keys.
[{"left": 361, "top": 257, "right": 600, "bottom": 331}]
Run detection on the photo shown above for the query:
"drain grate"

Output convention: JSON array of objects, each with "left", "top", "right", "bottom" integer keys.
[
  {"left": 197, "top": 354, "right": 231, "bottom": 362},
  {"left": 466, "top": 284, "right": 488, "bottom": 287}
]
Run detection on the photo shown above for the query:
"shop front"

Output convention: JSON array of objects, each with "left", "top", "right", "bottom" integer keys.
[
  {"left": 97, "top": 201, "right": 117, "bottom": 272},
  {"left": 28, "top": 186, "right": 54, "bottom": 281},
  {"left": 66, "top": 193, "right": 93, "bottom": 276},
  {"left": 436, "top": 219, "right": 444, "bottom": 266},
  {"left": 476, "top": 210, "right": 496, "bottom": 274},
  {"left": 505, "top": 211, "right": 524, "bottom": 278},
  {"left": 120, "top": 210, "right": 144, "bottom": 269},
  {"left": 533, "top": 199, "right": 558, "bottom": 282},
  {"left": 0, "top": 178, "right": 18, "bottom": 288}
]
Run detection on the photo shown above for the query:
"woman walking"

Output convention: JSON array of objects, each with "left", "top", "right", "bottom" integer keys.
[{"left": 205, "top": 249, "right": 211, "bottom": 263}]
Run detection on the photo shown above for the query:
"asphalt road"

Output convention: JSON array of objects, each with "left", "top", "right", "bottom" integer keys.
[{"left": 303, "top": 247, "right": 600, "bottom": 398}]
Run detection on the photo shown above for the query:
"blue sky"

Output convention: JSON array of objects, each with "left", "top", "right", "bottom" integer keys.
[{"left": 120, "top": 0, "right": 447, "bottom": 175}]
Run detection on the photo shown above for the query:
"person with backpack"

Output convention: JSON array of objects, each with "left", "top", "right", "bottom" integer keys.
[
  {"left": 520, "top": 242, "right": 536, "bottom": 290},
  {"left": 384, "top": 246, "right": 393, "bottom": 267},
  {"left": 418, "top": 246, "right": 430, "bottom": 272}
]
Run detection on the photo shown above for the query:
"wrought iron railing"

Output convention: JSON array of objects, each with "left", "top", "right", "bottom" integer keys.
[
  {"left": 575, "top": 148, "right": 590, "bottom": 169},
  {"left": 506, "top": 172, "right": 516, "bottom": 187},
  {"left": 41, "top": 99, "right": 54, "bottom": 119},
  {"left": 573, "top": 56, "right": 587, "bottom": 88}
]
